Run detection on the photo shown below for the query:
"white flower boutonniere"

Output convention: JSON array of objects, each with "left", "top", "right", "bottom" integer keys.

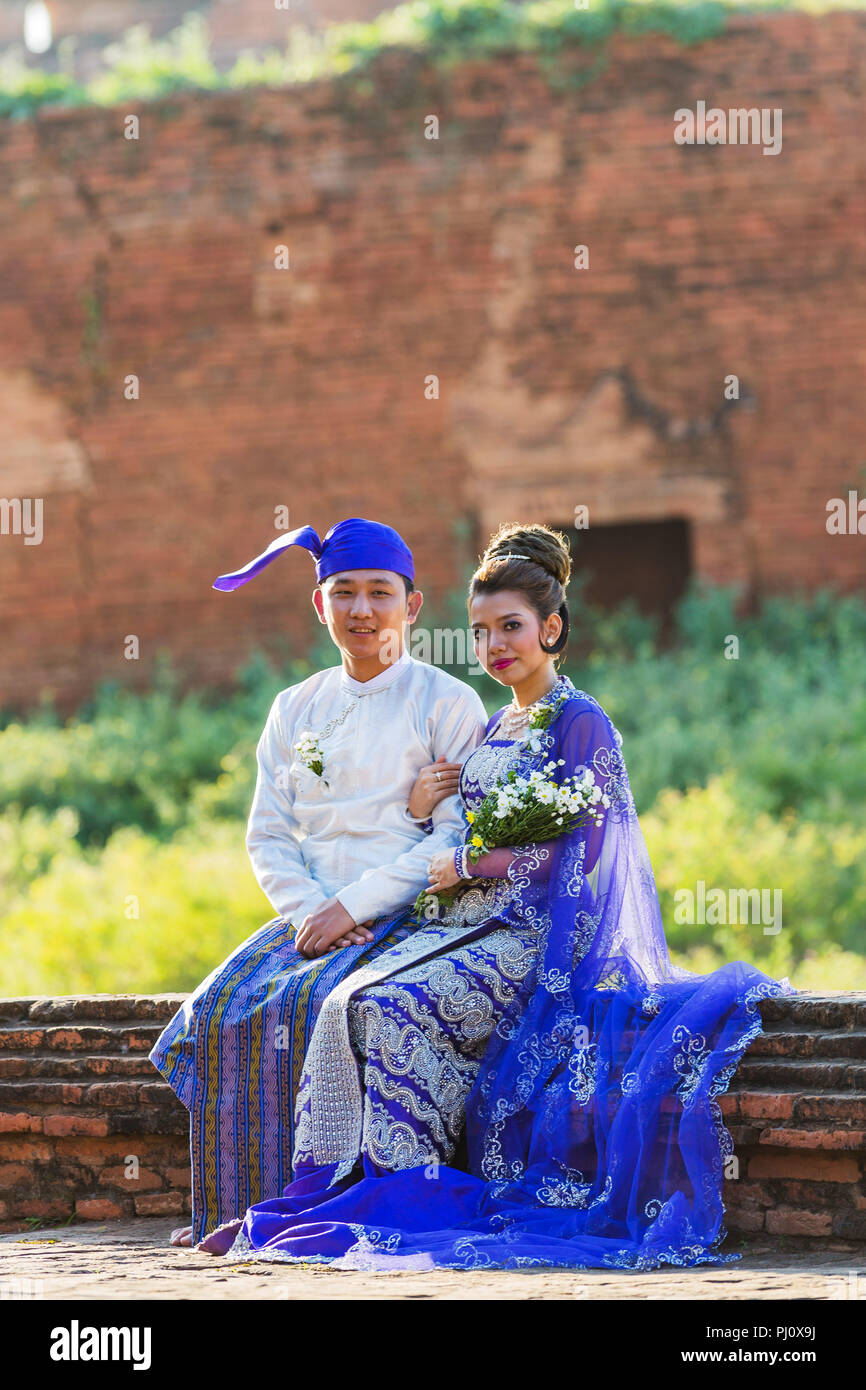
[
  {"left": 295, "top": 730, "right": 325, "bottom": 780},
  {"left": 292, "top": 697, "right": 358, "bottom": 789}
]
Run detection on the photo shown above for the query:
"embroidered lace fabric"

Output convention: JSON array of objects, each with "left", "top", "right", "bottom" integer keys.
[{"left": 199, "top": 676, "right": 797, "bottom": 1271}]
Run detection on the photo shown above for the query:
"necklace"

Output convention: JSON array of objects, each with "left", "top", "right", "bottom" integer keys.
[{"left": 497, "top": 676, "right": 565, "bottom": 736}]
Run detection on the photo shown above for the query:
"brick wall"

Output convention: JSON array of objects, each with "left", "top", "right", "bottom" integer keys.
[
  {"left": 0, "top": 996, "right": 190, "bottom": 1228},
  {"left": 721, "top": 993, "right": 866, "bottom": 1243},
  {"left": 1, "top": 990, "right": 865, "bottom": 1244},
  {"left": 1, "top": 11, "right": 865, "bottom": 713}
]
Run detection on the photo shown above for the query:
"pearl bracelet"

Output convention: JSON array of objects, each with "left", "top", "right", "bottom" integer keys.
[{"left": 453, "top": 845, "right": 474, "bottom": 880}]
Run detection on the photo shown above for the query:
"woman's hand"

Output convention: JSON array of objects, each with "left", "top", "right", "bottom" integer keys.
[
  {"left": 409, "top": 756, "right": 462, "bottom": 818},
  {"left": 427, "top": 849, "right": 462, "bottom": 893}
]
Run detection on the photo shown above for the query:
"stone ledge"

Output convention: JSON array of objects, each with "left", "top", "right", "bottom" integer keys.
[{"left": 1, "top": 991, "right": 864, "bottom": 1245}]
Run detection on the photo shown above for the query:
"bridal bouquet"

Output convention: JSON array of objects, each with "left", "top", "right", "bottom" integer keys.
[{"left": 414, "top": 760, "right": 612, "bottom": 917}]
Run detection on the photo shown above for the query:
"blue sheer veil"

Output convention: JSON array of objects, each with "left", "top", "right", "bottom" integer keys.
[{"left": 457, "top": 678, "right": 795, "bottom": 1263}]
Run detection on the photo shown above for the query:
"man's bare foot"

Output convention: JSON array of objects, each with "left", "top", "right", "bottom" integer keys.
[{"left": 169, "top": 1225, "right": 193, "bottom": 1247}]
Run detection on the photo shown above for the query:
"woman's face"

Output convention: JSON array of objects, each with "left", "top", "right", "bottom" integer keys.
[{"left": 469, "top": 588, "right": 560, "bottom": 688}]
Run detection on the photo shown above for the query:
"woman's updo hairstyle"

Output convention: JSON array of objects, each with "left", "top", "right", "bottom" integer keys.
[{"left": 468, "top": 522, "right": 572, "bottom": 661}]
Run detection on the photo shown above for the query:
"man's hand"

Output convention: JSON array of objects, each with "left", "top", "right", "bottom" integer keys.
[
  {"left": 295, "top": 900, "right": 372, "bottom": 958},
  {"left": 427, "top": 848, "right": 461, "bottom": 892}
]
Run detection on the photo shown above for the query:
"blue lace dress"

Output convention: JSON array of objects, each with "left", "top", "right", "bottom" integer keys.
[{"left": 198, "top": 676, "right": 797, "bottom": 1271}]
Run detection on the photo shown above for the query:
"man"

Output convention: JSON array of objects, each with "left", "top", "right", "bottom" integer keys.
[{"left": 150, "top": 517, "right": 487, "bottom": 1246}]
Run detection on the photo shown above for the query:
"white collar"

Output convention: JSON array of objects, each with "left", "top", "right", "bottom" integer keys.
[{"left": 339, "top": 648, "right": 412, "bottom": 697}]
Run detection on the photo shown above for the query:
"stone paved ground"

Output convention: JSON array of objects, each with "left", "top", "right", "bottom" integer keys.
[{"left": 0, "top": 1220, "right": 863, "bottom": 1299}]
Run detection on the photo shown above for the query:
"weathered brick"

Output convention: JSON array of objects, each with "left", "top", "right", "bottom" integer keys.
[
  {"left": 83, "top": 1083, "right": 142, "bottom": 1108},
  {"left": 45, "top": 1030, "right": 84, "bottom": 1051},
  {"left": 28, "top": 996, "right": 186, "bottom": 1024},
  {"left": 75, "top": 1198, "right": 126, "bottom": 1221},
  {"left": 832, "top": 1210, "right": 866, "bottom": 1240},
  {"left": 15, "top": 1199, "right": 74, "bottom": 1221},
  {"left": 97, "top": 1165, "right": 163, "bottom": 1190},
  {"left": 721, "top": 1181, "right": 771, "bottom": 1209},
  {"left": 0, "top": 1113, "right": 43, "bottom": 1133},
  {"left": 765, "top": 1207, "right": 833, "bottom": 1237},
  {"left": 0, "top": 1030, "right": 45, "bottom": 1051},
  {"left": 138, "top": 1082, "right": 178, "bottom": 1106},
  {"left": 759, "top": 1127, "right": 866, "bottom": 1151},
  {"left": 0, "top": 1139, "right": 53, "bottom": 1161},
  {"left": 737, "top": 1092, "right": 795, "bottom": 1121},
  {"left": 0, "top": 1082, "right": 83, "bottom": 1107},
  {"left": 133, "top": 1191, "right": 184, "bottom": 1216},
  {"left": 164, "top": 1166, "right": 192, "bottom": 1189},
  {"left": 0, "top": 1163, "right": 31, "bottom": 1187},
  {"left": 746, "top": 1151, "right": 861, "bottom": 1184},
  {"left": 725, "top": 1208, "right": 765, "bottom": 1233},
  {"left": 43, "top": 1115, "right": 109, "bottom": 1137},
  {"left": 776, "top": 1178, "right": 860, "bottom": 1206},
  {"left": 797, "top": 1095, "right": 866, "bottom": 1124}
]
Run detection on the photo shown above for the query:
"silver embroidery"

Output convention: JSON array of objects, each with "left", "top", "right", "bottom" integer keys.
[
  {"left": 537, "top": 1170, "right": 593, "bottom": 1208},
  {"left": 670, "top": 1024, "right": 710, "bottom": 1109},
  {"left": 437, "top": 877, "right": 513, "bottom": 928},
  {"left": 461, "top": 737, "right": 526, "bottom": 796},
  {"left": 293, "top": 923, "right": 539, "bottom": 1174}
]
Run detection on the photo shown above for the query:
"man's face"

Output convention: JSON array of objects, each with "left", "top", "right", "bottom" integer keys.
[{"left": 312, "top": 570, "right": 423, "bottom": 663}]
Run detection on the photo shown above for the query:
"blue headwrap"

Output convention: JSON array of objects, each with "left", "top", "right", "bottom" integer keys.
[{"left": 213, "top": 517, "right": 414, "bottom": 591}]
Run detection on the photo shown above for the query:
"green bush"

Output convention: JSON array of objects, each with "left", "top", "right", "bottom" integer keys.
[
  {"left": 0, "top": 650, "right": 317, "bottom": 846},
  {"left": 0, "top": 818, "right": 270, "bottom": 996},
  {"left": 572, "top": 582, "right": 866, "bottom": 824},
  {"left": 0, "top": 581, "right": 863, "bottom": 993},
  {"left": 642, "top": 774, "right": 866, "bottom": 980}
]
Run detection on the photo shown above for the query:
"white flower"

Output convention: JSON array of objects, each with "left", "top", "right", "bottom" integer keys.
[{"left": 294, "top": 729, "right": 324, "bottom": 776}]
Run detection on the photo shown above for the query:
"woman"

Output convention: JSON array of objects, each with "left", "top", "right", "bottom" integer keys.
[{"left": 197, "top": 522, "right": 796, "bottom": 1271}]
